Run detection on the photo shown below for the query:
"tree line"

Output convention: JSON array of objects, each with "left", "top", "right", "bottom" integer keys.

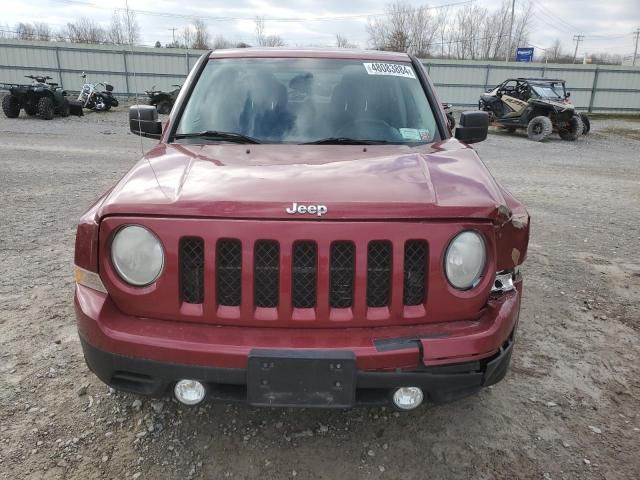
[
  {"left": 5, "top": 12, "right": 141, "bottom": 45},
  {"left": 0, "top": 14, "right": 284, "bottom": 50},
  {"left": 0, "top": 2, "right": 626, "bottom": 64}
]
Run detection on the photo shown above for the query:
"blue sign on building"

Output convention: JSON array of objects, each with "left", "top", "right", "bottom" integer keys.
[{"left": 516, "top": 47, "right": 534, "bottom": 62}]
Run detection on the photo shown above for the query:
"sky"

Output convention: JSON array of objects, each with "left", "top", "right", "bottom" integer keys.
[{"left": 2, "top": 0, "right": 639, "bottom": 58}]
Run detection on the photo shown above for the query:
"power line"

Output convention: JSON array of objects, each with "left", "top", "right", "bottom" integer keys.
[
  {"left": 536, "top": 2, "right": 580, "bottom": 33},
  {"left": 47, "top": 0, "right": 474, "bottom": 23},
  {"left": 531, "top": 12, "right": 573, "bottom": 36}
]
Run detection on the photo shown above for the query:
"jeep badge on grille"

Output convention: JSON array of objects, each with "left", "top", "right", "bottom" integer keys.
[{"left": 285, "top": 202, "right": 328, "bottom": 216}]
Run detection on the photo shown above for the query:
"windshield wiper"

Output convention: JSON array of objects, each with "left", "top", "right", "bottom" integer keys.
[
  {"left": 173, "top": 130, "right": 261, "bottom": 144},
  {"left": 302, "top": 137, "right": 390, "bottom": 145}
]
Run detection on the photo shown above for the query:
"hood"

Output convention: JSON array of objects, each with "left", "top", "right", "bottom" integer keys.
[{"left": 98, "top": 139, "right": 507, "bottom": 221}]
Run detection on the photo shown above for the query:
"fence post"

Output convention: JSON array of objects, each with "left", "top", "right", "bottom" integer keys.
[
  {"left": 588, "top": 66, "right": 600, "bottom": 113},
  {"left": 122, "top": 50, "right": 130, "bottom": 95},
  {"left": 484, "top": 64, "right": 491, "bottom": 89},
  {"left": 54, "top": 46, "right": 64, "bottom": 89},
  {"left": 185, "top": 50, "right": 190, "bottom": 75}
]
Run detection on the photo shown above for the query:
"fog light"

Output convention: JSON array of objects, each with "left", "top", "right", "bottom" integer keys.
[
  {"left": 392, "top": 387, "right": 424, "bottom": 410},
  {"left": 174, "top": 379, "right": 206, "bottom": 405}
]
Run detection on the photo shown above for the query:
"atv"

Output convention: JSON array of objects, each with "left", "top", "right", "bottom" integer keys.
[
  {"left": 0, "top": 75, "right": 81, "bottom": 120},
  {"left": 479, "top": 78, "right": 590, "bottom": 142},
  {"left": 145, "top": 84, "right": 181, "bottom": 114}
]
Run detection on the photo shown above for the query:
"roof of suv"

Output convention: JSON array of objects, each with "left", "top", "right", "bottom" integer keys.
[{"left": 209, "top": 47, "right": 411, "bottom": 62}]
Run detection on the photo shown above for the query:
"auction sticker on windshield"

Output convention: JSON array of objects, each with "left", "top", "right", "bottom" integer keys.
[{"left": 363, "top": 63, "right": 416, "bottom": 78}]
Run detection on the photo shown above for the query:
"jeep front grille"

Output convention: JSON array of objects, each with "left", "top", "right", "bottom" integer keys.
[{"left": 179, "top": 236, "right": 429, "bottom": 322}]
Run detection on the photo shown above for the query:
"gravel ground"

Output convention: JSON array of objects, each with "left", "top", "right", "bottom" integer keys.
[{"left": 0, "top": 108, "right": 639, "bottom": 480}]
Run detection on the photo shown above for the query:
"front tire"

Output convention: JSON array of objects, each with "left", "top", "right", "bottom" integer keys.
[
  {"left": 558, "top": 115, "right": 583, "bottom": 141},
  {"left": 579, "top": 113, "right": 590, "bottom": 135},
  {"left": 37, "top": 97, "right": 55, "bottom": 120},
  {"left": 527, "top": 116, "right": 552, "bottom": 141},
  {"left": 2, "top": 95, "right": 21, "bottom": 118}
]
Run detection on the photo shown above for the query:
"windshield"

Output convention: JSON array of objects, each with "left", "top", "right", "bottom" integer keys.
[
  {"left": 531, "top": 84, "right": 564, "bottom": 99},
  {"left": 175, "top": 58, "right": 441, "bottom": 144}
]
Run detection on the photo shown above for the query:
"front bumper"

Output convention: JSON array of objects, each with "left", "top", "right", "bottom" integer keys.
[{"left": 75, "top": 282, "right": 521, "bottom": 407}]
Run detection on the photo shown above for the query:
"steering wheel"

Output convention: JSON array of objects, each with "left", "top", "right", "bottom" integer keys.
[{"left": 336, "top": 118, "right": 403, "bottom": 143}]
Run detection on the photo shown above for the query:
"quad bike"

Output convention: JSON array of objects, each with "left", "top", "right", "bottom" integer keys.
[
  {"left": 479, "top": 78, "right": 590, "bottom": 141},
  {"left": 77, "top": 72, "right": 119, "bottom": 111},
  {"left": 442, "top": 103, "right": 455, "bottom": 130},
  {"left": 145, "top": 84, "right": 181, "bottom": 114},
  {"left": 1, "top": 75, "right": 82, "bottom": 120}
]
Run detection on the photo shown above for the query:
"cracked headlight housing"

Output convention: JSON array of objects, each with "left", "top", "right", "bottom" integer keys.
[
  {"left": 445, "top": 231, "right": 486, "bottom": 290},
  {"left": 111, "top": 225, "right": 164, "bottom": 286}
]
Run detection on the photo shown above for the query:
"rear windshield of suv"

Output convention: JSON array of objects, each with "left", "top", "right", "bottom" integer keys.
[{"left": 175, "top": 58, "right": 441, "bottom": 145}]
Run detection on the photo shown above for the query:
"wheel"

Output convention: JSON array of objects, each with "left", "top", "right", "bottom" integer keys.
[
  {"left": 527, "top": 116, "right": 553, "bottom": 141},
  {"left": 24, "top": 104, "right": 38, "bottom": 116},
  {"left": 156, "top": 100, "right": 171, "bottom": 115},
  {"left": 110, "top": 97, "right": 119, "bottom": 107},
  {"left": 37, "top": 97, "right": 55, "bottom": 120},
  {"left": 558, "top": 115, "right": 583, "bottom": 141},
  {"left": 579, "top": 113, "right": 590, "bottom": 135},
  {"left": 57, "top": 99, "right": 70, "bottom": 117},
  {"left": 2, "top": 95, "right": 21, "bottom": 118}
]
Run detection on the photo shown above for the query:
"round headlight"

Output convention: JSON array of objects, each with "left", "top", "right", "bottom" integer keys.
[
  {"left": 111, "top": 225, "right": 164, "bottom": 286},
  {"left": 444, "top": 231, "right": 486, "bottom": 290}
]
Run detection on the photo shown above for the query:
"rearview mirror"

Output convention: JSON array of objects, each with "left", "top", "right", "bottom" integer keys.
[
  {"left": 454, "top": 111, "right": 489, "bottom": 144},
  {"left": 129, "top": 105, "right": 162, "bottom": 139}
]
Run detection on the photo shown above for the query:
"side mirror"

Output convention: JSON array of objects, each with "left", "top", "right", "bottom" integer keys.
[
  {"left": 454, "top": 111, "right": 489, "bottom": 144},
  {"left": 129, "top": 105, "right": 162, "bottom": 139}
]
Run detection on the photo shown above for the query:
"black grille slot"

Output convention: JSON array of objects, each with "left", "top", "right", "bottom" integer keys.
[
  {"left": 403, "top": 240, "right": 427, "bottom": 305},
  {"left": 292, "top": 242, "right": 317, "bottom": 308},
  {"left": 330, "top": 242, "right": 354, "bottom": 308},
  {"left": 180, "top": 237, "right": 204, "bottom": 304},
  {"left": 367, "top": 241, "right": 392, "bottom": 307},
  {"left": 216, "top": 239, "right": 242, "bottom": 306},
  {"left": 254, "top": 241, "right": 280, "bottom": 308}
]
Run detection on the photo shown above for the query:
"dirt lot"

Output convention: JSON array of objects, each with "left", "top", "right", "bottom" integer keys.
[{"left": 0, "top": 108, "right": 639, "bottom": 480}]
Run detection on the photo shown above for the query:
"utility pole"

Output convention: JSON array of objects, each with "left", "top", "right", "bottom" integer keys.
[
  {"left": 633, "top": 28, "right": 640, "bottom": 67},
  {"left": 572, "top": 34, "right": 584, "bottom": 64},
  {"left": 505, "top": 0, "right": 516, "bottom": 62},
  {"left": 168, "top": 27, "right": 177, "bottom": 45}
]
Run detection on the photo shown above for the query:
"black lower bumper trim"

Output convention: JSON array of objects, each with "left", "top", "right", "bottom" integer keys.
[{"left": 80, "top": 336, "right": 514, "bottom": 407}]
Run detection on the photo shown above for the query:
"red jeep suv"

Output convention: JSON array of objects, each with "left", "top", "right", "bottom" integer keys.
[{"left": 74, "top": 48, "right": 529, "bottom": 410}]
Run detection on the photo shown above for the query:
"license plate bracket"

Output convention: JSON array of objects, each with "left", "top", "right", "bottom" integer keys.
[{"left": 247, "top": 350, "right": 356, "bottom": 407}]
